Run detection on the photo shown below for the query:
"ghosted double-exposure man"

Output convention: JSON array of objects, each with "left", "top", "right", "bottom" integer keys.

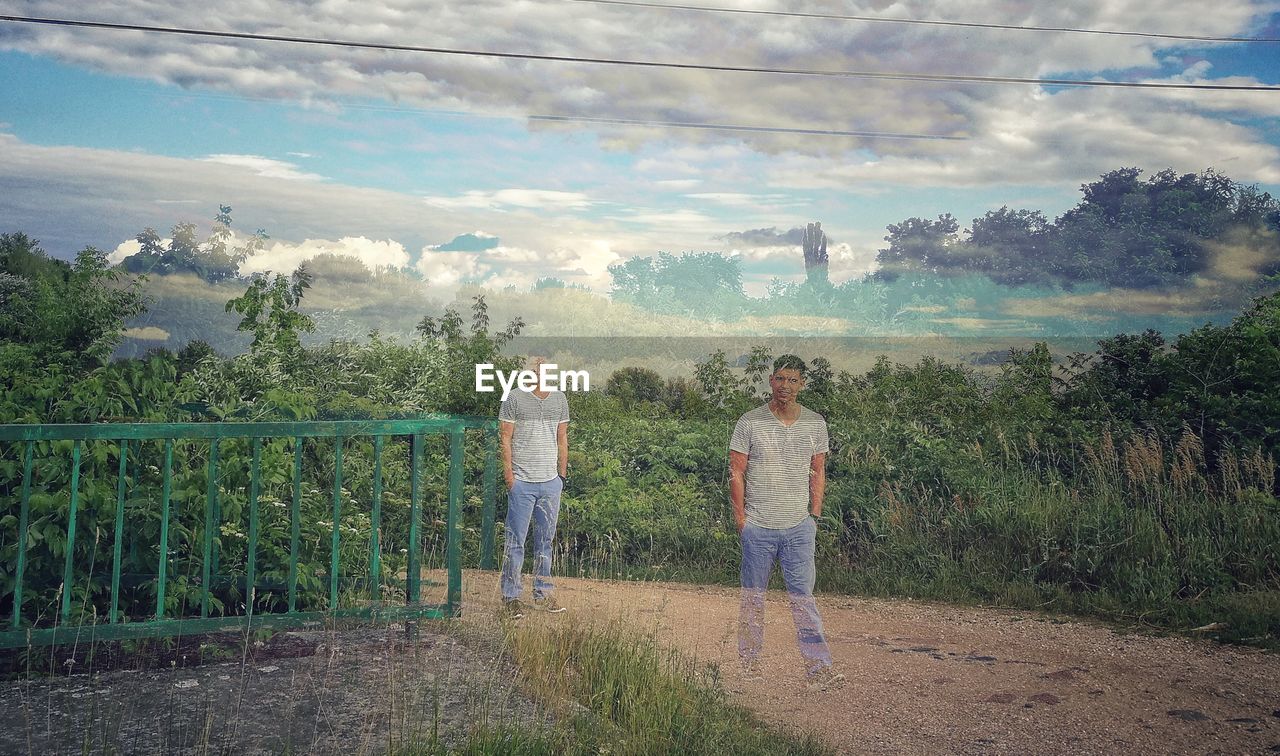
[
  {"left": 498, "top": 356, "right": 570, "bottom": 618},
  {"left": 729, "top": 354, "right": 845, "bottom": 690}
]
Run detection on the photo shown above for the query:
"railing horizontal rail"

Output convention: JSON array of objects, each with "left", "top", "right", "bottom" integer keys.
[
  {"left": 0, "top": 418, "right": 473, "bottom": 442},
  {"left": 0, "top": 603, "right": 454, "bottom": 648}
]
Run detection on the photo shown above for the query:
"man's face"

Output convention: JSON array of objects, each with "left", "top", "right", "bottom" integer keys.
[{"left": 769, "top": 368, "right": 805, "bottom": 402}]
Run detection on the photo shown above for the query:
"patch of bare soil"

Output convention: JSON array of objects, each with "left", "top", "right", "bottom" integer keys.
[
  {"left": 0, "top": 622, "right": 540, "bottom": 754},
  {"left": 463, "top": 570, "right": 1280, "bottom": 755}
]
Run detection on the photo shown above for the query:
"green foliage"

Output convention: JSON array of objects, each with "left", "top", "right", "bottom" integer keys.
[
  {"left": 0, "top": 237, "right": 145, "bottom": 369},
  {"left": 608, "top": 252, "right": 745, "bottom": 317},
  {"left": 121, "top": 206, "right": 265, "bottom": 283},
  {"left": 415, "top": 294, "right": 524, "bottom": 416},
  {"left": 225, "top": 266, "right": 315, "bottom": 362},
  {"left": 877, "top": 168, "right": 1280, "bottom": 290},
  {"left": 604, "top": 366, "right": 665, "bottom": 408}
]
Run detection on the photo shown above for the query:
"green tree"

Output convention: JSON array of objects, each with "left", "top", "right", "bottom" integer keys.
[
  {"left": 122, "top": 205, "right": 265, "bottom": 282},
  {"left": 605, "top": 366, "right": 666, "bottom": 408},
  {"left": 416, "top": 294, "right": 524, "bottom": 415},
  {"left": 225, "top": 266, "right": 316, "bottom": 362}
]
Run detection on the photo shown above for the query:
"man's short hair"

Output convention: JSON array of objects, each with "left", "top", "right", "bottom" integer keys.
[{"left": 772, "top": 354, "right": 807, "bottom": 376}]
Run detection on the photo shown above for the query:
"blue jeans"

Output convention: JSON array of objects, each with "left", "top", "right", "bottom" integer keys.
[
  {"left": 738, "top": 517, "right": 833, "bottom": 675},
  {"left": 501, "top": 477, "right": 563, "bottom": 600}
]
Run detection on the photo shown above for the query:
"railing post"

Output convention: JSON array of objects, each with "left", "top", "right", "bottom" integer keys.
[
  {"left": 58, "top": 440, "right": 82, "bottom": 625},
  {"left": 202, "top": 439, "right": 219, "bottom": 618},
  {"left": 329, "top": 436, "right": 344, "bottom": 611},
  {"left": 110, "top": 439, "right": 128, "bottom": 624},
  {"left": 155, "top": 439, "right": 173, "bottom": 619},
  {"left": 407, "top": 433, "right": 423, "bottom": 604},
  {"left": 447, "top": 425, "right": 464, "bottom": 616},
  {"left": 369, "top": 434, "right": 384, "bottom": 602},
  {"left": 288, "top": 437, "right": 302, "bottom": 613},
  {"left": 247, "top": 437, "right": 262, "bottom": 617},
  {"left": 11, "top": 441, "right": 34, "bottom": 629},
  {"left": 481, "top": 422, "right": 498, "bottom": 570}
]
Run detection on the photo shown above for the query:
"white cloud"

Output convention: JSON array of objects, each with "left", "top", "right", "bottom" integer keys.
[
  {"left": 122, "top": 326, "right": 170, "bottom": 341},
  {"left": 240, "top": 236, "right": 411, "bottom": 276},
  {"left": 201, "top": 154, "right": 325, "bottom": 181},
  {"left": 109, "top": 238, "right": 142, "bottom": 264},
  {"left": 416, "top": 248, "right": 490, "bottom": 288},
  {"left": 422, "top": 189, "right": 593, "bottom": 211},
  {"left": 684, "top": 192, "right": 797, "bottom": 208}
]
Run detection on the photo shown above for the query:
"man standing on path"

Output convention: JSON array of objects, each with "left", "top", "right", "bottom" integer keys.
[
  {"left": 729, "top": 355, "right": 845, "bottom": 690},
  {"left": 499, "top": 356, "right": 570, "bottom": 618}
]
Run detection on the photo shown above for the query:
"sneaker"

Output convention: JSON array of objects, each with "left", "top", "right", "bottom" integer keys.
[
  {"left": 533, "top": 595, "right": 567, "bottom": 613},
  {"left": 740, "top": 659, "right": 765, "bottom": 683},
  {"left": 500, "top": 598, "right": 525, "bottom": 619},
  {"left": 805, "top": 666, "right": 846, "bottom": 691}
]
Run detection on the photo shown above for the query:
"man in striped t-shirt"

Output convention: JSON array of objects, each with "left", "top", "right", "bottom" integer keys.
[
  {"left": 499, "top": 356, "right": 570, "bottom": 618},
  {"left": 729, "top": 355, "right": 844, "bottom": 690}
]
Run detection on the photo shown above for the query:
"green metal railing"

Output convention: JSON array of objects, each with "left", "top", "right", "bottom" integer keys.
[{"left": 0, "top": 418, "right": 501, "bottom": 649}]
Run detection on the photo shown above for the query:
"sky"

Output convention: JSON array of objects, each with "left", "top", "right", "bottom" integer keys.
[{"left": 2, "top": 0, "right": 1279, "bottom": 299}]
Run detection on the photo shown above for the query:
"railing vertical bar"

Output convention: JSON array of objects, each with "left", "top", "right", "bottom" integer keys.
[
  {"left": 329, "top": 437, "right": 343, "bottom": 610},
  {"left": 481, "top": 422, "right": 498, "bottom": 570},
  {"left": 288, "top": 437, "right": 302, "bottom": 613},
  {"left": 446, "top": 426, "right": 464, "bottom": 615},
  {"left": 369, "top": 434, "right": 384, "bottom": 602},
  {"left": 11, "top": 441, "right": 34, "bottom": 629},
  {"left": 110, "top": 439, "right": 128, "bottom": 624},
  {"left": 202, "top": 439, "right": 219, "bottom": 618},
  {"left": 155, "top": 439, "right": 173, "bottom": 619},
  {"left": 407, "top": 433, "right": 422, "bottom": 604},
  {"left": 58, "top": 441, "right": 83, "bottom": 625},
  {"left": 247, "top": 437, "right": 262, "bottom": 617}
]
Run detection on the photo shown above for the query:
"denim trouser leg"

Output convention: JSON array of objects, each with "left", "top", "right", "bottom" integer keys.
[
  {"left": 501, "top": 478, "right": 562, "bottom": 600},
  {"left": 779, "top": 517, "right": 833, "bottom": 674},
  {"left": 738, "top": 523, "right": 777, "bottom": 664},
  {"left": 738, "top": 518, "right": 833, "bottom": 674},
  {"left": 530, "top": 478, "right": 562, "bottom": 599}
]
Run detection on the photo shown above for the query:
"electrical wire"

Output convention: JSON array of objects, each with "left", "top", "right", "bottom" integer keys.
[
  {"left": 567, "top": 0, "right": 1280, "bottom": 44},
  {"left": 92, "top": 71, "right": 966, "bottom": 140},
  {"left": 528, "top": 114, "right": 966, "bottom": 138},
  {"left": 2, "top": 14, "right": 1278, "bottom": 92}
]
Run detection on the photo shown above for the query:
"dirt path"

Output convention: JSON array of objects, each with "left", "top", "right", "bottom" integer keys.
[
  {"left": 459, "top": 570, "right": 1280, "bottom": 755},
  {"left": 3, "top": 572, "right": 1276, "bottom": 754}
]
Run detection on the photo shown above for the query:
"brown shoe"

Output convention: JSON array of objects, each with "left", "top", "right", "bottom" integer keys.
[
  {"left": 500, "top": 598, "right": 525, "bottom": 619},
  {"left": 533, "top": 595, "right": 567, "bottom": 613},
  {"left": 805, "top": 666, "right": 846, "bottom": 691}
]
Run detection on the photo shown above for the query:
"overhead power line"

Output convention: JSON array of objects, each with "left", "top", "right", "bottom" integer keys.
[
  {"left": 568, "top": 0, "right": 1280, "bottom": 44},
  {"left": 139, "top": 85, "right": 966, "bottom": 140},
  {"left": 2, "top": 14, "right": 1278, "bottom": 92},
  {"left": 529, "top": 114, "right": 966, "bottom": 138}
]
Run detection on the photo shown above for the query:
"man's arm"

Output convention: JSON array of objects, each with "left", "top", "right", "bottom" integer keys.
[
  {"left": 557, "top": 421, "right": 569, "bottom": 478},
  {"left": 729, "top": 450, "right": 748, "bottom": 533},
  {"left": 809, "top": 452, "right": 826, "bottom": 518},
  {"left": 500, "top": 420, "right": 515, "bottom": 490}
]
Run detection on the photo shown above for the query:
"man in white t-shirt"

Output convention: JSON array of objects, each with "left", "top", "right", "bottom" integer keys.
[
  {"left": 729, "top": 354, "right": 844, "bottom": 690},
  {"left": 498, "top": 356, "right": 569, "bottom": 618}
]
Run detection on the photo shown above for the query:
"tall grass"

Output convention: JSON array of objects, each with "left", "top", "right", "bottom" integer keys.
[
  {"left": 818, "top": 429, "right": 1280, "bottom": 646},
  {"left": 497, "top": 618, "right": 827, "bottom": 756}
]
